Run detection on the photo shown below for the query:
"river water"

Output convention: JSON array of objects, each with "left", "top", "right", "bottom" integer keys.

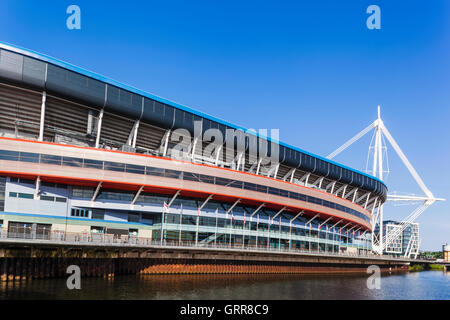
[{"left": 0, "top": 271, "right": 448, "bottom": 300}]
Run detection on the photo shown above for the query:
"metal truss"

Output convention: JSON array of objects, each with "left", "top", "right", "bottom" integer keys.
[{"left": 327, "top": 106, "right": 444, "bottom": 255}]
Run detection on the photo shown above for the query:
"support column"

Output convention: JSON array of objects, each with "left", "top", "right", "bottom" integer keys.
[
  {"left": 34, "top": 176, "right": 41, "bottom": 200},
  {"left": 132, "top": 120, "right": 140, "bottom": 148},
  {"left": 38, "top": 91, "right": 46, "bottom": 141},
  {"left": 95, "top": 109, "right": 104, "bottom": 148}
]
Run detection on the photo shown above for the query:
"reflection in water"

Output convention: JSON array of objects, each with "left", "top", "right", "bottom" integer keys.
[{"left": 0, "top": 271, "right": 448, "bottom": 300}]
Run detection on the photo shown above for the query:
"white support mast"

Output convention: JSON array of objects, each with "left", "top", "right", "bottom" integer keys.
[{"left": 327, "top": 106, "right": 444, "bottom": 256}]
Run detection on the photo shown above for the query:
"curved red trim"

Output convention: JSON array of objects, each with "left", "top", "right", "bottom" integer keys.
[{"left": 0, "top": 136, "right": 373, "bottom": 217}]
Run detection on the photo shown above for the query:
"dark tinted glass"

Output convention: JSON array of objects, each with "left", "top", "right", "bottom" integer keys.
[
  {"left": 145, "top": 167, "right": 164, "bottom": 176},
  {"left": 84, "top": 159, "right": 103, "bottom": 169},
  {"left": 40, "top": 154, "right": 62, "bottom": 165},
  {"left": 63, "top": 156, "right": 83, "bottom": 167},
  {"left": 104, "top": 161, "right": 125, "bottom": 172},
  {"left": 20, "top": 152, "right": 40, "bottom": 163},
  {"left": 126, "top": 164, "right": 145, "bottom": 175}
]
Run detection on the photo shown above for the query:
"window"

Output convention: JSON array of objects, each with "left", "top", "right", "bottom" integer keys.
[
  {"left": 228, "top": 180, "right": 243, "bottom": 189},
  {"left": 183, "top": 172, "right": 200, "bottom": 182},
  {"left": 71, "top": 208, "right": 89, "bottom": 217},
  {"left": 91, "top": 209, "right": 105, "bottom": 220},
  {"left": 13, "top": 193, "right": 33, "bottom": 199},
  {"left": 40, "top": 195, "right": 55, "bottom": 201},
  {"left": 40, "top": 154, "right": 62, "bottom": 165},
  {"left": 0, "top": 177, "right": 5, "bottom": 211},
  {"left": 42, "top": 182, "right": 68, "bottom": 189},
  {"left": 126, "top": 164, "right": 145, "bottom": 175},
  {"left": 20, "top": 152, "right": 40, "bottom": 163},
  {"left": 72, "top": 187, "right": 94, "bottom": 199},
  {"left": 145, "top": 167, "right": 164, "bottom": 176},
  {"left": 215, "top": 177, "right": 232, "bottom": 186},
  {"left": 0, "top": 150, "right": 19, "bottom": 161},
  {"left": 141, "top": 213, "right": 153, "bottom": 221},
  {"left": 164, "top": 169, "right": 182, "bottom": 179},
  {"left": 104, "top": 161, "right": 125, "bottom": 172},
  {"left": 63, "top": 156, "right": 83, "bottom": 167},
  {"left": 84, "top": 159, "right": 103, "bottom": 169},
  {"left": 279, "top": 189, "right": 289, "bottom": 197},
  {"left": 256, "top": 185, "right": 268, "bottom": 193},
  {"left": 97, "top": 189, "right": 134, "bottom": 202},
  {"left": 244, "top": 182, "right": 258, "bottom": 192},
  {"left": 128, "top": 212, "right": 140, "bottom": 223},
  {"left": 198, "top": 174, "right": 214, "bottom": 184}
]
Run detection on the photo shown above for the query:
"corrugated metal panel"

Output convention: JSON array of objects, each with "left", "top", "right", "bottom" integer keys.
[
  {"left": 101, "top": 112, "right": 134, "bottom": 146},
  {"left": 22, "top": 57, "right": 46, "bottom": 88},
  {"left": 45, "top": 96, "right": 94, "bottom": 142},
  {"left": 135, "top": 121, "right": 167, "bottom": 152},
  {"left": 0, "top": 50, "right": 23, "bottom": 82},
  {"left": 0, "top": 83, "right": 41, "bottom": 137}
]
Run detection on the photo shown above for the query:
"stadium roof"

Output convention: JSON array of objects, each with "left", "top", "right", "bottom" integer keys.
[{"left": 0, "top": 40, "right": 386, "bottom": 189}]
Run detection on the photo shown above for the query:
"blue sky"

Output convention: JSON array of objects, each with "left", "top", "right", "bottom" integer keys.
[{"left": 0, "top": 1, "right": 449, "bottom": 250}]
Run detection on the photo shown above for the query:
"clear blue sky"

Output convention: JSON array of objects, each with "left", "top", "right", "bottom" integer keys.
[{"left": 1, "top": 1, "right": 449, "bottom": 250}]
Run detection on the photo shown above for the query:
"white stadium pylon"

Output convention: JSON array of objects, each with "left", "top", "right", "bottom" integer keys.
[{"left": 327, "top": 106, "right": 445, "bottom": 256}]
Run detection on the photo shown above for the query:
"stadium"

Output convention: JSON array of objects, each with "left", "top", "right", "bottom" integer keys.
[{"left": 0, "top": 41, "right": 387, "bottom": 255}]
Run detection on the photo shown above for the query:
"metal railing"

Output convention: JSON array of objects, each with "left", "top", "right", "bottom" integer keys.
[{"left": 0, "top": 229, "right": 413, "bottom": 261}]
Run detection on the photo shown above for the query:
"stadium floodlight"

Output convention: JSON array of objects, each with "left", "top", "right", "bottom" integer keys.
[{"left": 327, "top": 106, "right": 445, "bottom": 255}]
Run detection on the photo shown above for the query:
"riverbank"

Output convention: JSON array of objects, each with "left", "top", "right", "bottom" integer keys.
[{"left": 409, "top": 264, "right": 445, "bottom": 272}]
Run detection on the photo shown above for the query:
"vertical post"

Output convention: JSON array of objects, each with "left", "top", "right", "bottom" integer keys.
[
  {"left": 195, "top": 209, "right": 199, "bottom": 246},
  {"left": 278, "top": 218, "right": 281, "bottom": 251},
  {"left": 132, "top": 120, "right": 140, "bottom": 148},
  {"left": 318, "top": 227, "right": 320, "bottom": 253},
  {"left": 163, "top": 130, "right": 171, "bottom": 157},
  {"left": 214, "top": 145, "right": 222, "bottom": 166},
  {"left": 95, "top": 109, "right": 104, "bottom": 148},
  {"left": 229, "top": 216, "right": 232, "bottom": 247},
  {"left": 309, "top": 226, "right": 311, "bottom": 252},
  {"left": 214, "top": 209, "right": 218, "bottom": 247},
  {"left": 87, "top": 110, "right": 93, "bottom": 135},
  {"left": 38, "top": 91, "right": 46, "bottom": 141},
  {"left": 256, "top": 214, "right": 259, "bottom": 249},
  {"left": 289, "top": 223, "right": 292, "bottom": 251},
  {"left": 160, "top": 209, "right": 164, "bottom": 246},
  {"left": 178, "top": 210, "right": 182, "bottom": 246},
  {"left": 34, "top": 176, "right": 40, "bottom": 200},
  {"left": 242, "top": 214, "right": 246, "bottom": 249}
]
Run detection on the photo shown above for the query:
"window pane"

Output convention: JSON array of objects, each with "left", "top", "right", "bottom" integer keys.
[
  {"left": 63, "top": 156, "right": 83, "bottom": 167},
  {"left": 41, "top": 154, "right": 62, "bottom": 165},
  {"left": 145, "top": 167, "right": 164, "bottom": 176},
  {"left": 40, "top": 195, "right": 55, "bottom": 201},
  {"left": 20, "top": 152, "right": 40, "bottom": 163},
  {"left": 126, "top": 164, "right": 145, "bottom": 175},
  {"left": 104, "top": 161, "right": 125, "bottom": 172},
  {"left": 84, "top": 159, "right": 103, "bottom": 169},
  {"left": 0, "top": 150, "right": 19, "bottom": 161},
  {"left": 164, "top": 169, "right": 182, "bottom": 179}
]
